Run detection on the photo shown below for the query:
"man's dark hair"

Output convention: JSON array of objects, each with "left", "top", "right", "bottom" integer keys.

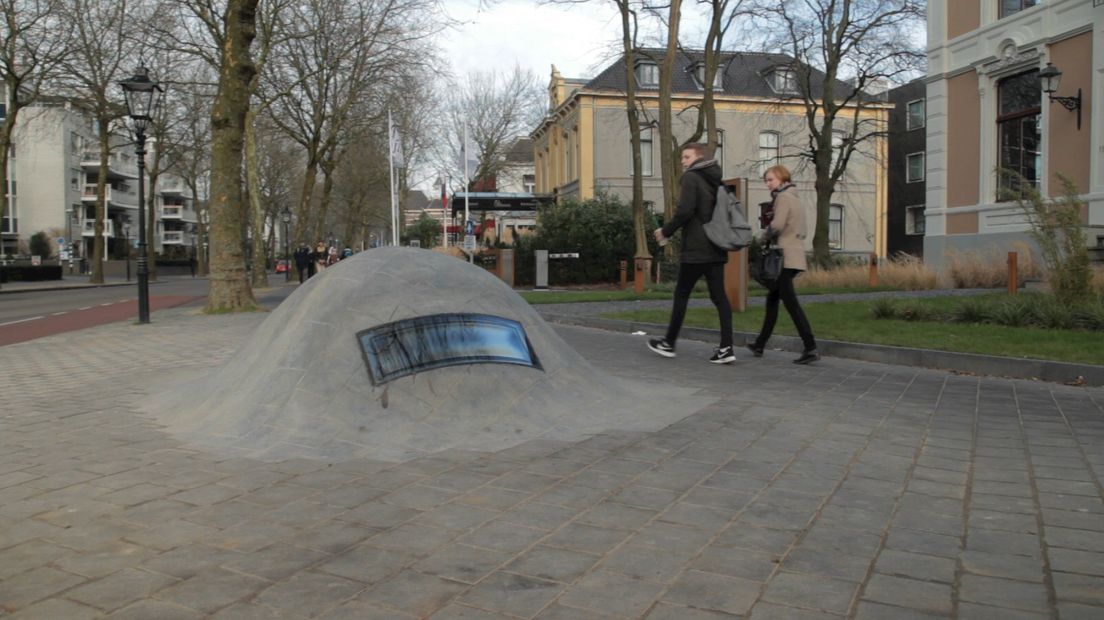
[{"left": 681, "top": 142, "right": 711, "bottom": 159}]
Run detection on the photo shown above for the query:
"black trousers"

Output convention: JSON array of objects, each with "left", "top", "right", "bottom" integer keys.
[
  {"left": 755, "top": 268, "right": 817, "bottom": 351},
  {"left": 665, "top": 262, "right": 733, "bottom": 348}
]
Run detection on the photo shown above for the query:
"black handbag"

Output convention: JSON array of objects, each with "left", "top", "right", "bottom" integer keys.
[{"left": 751, "top": 244, "right": 784, "bottom": 289}]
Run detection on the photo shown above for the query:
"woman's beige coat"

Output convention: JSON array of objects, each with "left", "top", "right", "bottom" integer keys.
[{"left": 767, "top": 186, "right": 808, "bottom": 271}]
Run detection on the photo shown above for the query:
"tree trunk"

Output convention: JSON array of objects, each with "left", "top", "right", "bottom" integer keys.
[
  {"left": 146, "top": 152, "right": 161, "bottom": 282},
  {"left": 657, "top": 0, "right": 682, "bottom": 261},
  {"left": 294, "top": 156, "right": 319, "bottom": 246},
  {"left": 206, "top": 0, "right": 259, "bottom": 312},
  {"left": 318, "top": 157, "right": 336, "bottom": 246},
  {"left": 89, "top": 117, "right": 110, "bottom": 284},
  {"left": 618, "top": 0, "right": 649, "bottom": 262},
  {"left": 244, "top": 108, "right": 268, "bottom": 289}
]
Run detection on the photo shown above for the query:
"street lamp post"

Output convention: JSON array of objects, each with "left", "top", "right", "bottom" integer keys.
[
  {"left": 281, "top": 207, "right": 291, "bottom": 282},
  {"left": 118, "top": 66, "right": 163, "bottom": 324},
  {"left": 123, "top": 223, "right": 131, "bottom": 282}
]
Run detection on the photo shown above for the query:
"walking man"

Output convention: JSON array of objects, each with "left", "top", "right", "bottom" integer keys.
[{"left": 648, "top": 142, "right": 735, "bottom": 364}]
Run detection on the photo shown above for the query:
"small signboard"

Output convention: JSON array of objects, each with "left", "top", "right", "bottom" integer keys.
[
  {"left": 56, "top": 237, "right": 66, "bottom": 246},
  {"left": 409, "top": 239, "right": 421, "bottom": 247},
  {"left": 31, "top": 256, "right": 42, "bottom": 266},
  {"left": 59, "top": 250, "right": 70, "bottom": 260},
  {"left": 463, "top": 234, "right": 476, "bottom": 252}
]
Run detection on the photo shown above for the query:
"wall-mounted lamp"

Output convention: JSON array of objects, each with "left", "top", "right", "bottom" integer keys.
[{"left": 1038, "top": 62, "right": 1082, "bottom": 130}]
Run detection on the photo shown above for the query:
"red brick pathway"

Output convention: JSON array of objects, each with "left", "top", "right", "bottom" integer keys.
[{"left": 0, "top": 295, "right": 203, "bottom": 346}]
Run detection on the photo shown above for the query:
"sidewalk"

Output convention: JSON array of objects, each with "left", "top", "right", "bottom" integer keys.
[{"left": 0, "top": 303, "right": 1101, "bottom": 618}]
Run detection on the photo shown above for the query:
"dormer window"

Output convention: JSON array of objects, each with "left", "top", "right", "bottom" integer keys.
[
  {"left": 693, "top": 64, "right": 723, "bottom": 90},
  {"left": 635, "top": 62, "right": 659, "bottom": 88},
  {"left": 772, "top": 68, "right": 798, "bottom": 94}
]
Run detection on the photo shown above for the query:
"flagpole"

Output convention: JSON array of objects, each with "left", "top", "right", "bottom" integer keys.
[
  {"left": 388, "top": 110, "right": 398, "bottom": 246},
  {"left": 442, "top": 174, "right": 448, "bottom": 248},
  {"left": 463, "top": 123, "right": 470, "bottom": 246}
]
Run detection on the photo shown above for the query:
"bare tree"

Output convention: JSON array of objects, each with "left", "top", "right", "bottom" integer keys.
[
  {"left": 57, "top": 0, "right": 141, "bottom": 283},
  {"left": 744, "top": 0, "right": 923, "bottom": 265},
  {"left": 0, "top": 0, "right": 68, "bottom": 274}
]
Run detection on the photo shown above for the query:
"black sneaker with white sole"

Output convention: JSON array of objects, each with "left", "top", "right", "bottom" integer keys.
[
  {"left": 647, "top": 338, "right": 676, "bottom": 358},
  {"left": 710, "top": 346, "right": 736, "bottom": 364}
]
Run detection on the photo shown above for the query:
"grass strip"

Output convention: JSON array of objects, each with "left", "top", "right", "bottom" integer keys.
[
  {"left": 603, "top": 296, "right": 1104, "bottom": 365},
  {"left": 519, "top": 284, "right": 901, "bottom": 304}
]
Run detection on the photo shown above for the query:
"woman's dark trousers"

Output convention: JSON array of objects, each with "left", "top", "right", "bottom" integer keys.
[
  {"left": 665, "top": 262, "right": 733, "bottom": 348},
  {"left": 755, "top": 268, "right": 816, "bottom": 351}
]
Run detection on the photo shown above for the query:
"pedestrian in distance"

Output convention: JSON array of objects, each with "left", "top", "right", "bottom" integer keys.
[
  {"left": 648, "top": 142, "right": 735, "bottom": 364},
  {"left": 747, "top": 164, "right": 819, "bottom": 364},
  {"left": 293, "top": 244, "right": 312, "bottom": 283},
  {"left": 313, "top": 241, "right": 327, "bottom": 274}
]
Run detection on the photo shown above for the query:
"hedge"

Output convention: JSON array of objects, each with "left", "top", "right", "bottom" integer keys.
[{"left": 0, "top": 265, "right": 63, "bottom": 283}]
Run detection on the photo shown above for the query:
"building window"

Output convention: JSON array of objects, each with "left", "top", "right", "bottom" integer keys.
[
  {"left": 694, "top": 64, "right": 723, "bottom": 90},
  {"left": 636, "top": 62, "right": 658, "bottom": 88},
  {"left": 563, "top": 133, "right": 572, "bottom": 182},
  {"left": 905, "top": 205, "right": 926, "bottom": 235},
  {"left": 906, "top": 152, "right": 925, "bottom": 183},
  {"left": 906, "top": 99, "right": 925, "bottom": 130},
  {"left": 758, "top": 131, "right": 779, "bottom": 177},
  {"left": 1000, "top": 0, "right": 1038, "bottom": 18},
  {"left": 773, "top": 68, "right": 798, "bottom": 94},
  {"left": 633, "top": 127, "right": 653, "bottom": 177},
  {"left": 523, "top": 174, "right": 535, "bottom": 193},
  {"left": 997, "top": 70, "right": 1041, "bottom": 196},
  {"left": 830, "top": 130, "right": 847, "bottom": 170},
  {"left": 828, "top": 204, "right": 843, "bottom": 249},
  {"left": 71, "top": 168, "right": 81, "bottom": 189}
]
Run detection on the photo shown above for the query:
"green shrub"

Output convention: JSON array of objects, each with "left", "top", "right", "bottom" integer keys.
[
  {"left": 990, "top": 298, "right": 1032, "bottom": 327},
  {"left": 29, "top": 231, "right": 52, "bottom": 258},
  {"left": 898, "top": 304, "right": 940, "bottom": 322},
  {"left": 1072, "top": 298, "right": 1104, "bottom": 330},
  {"left": 1034, "top": 297, "right": 1077, "bottom": 330},
  {"left": 870, "top": 298, "right": 898, "bottom": 319},
  {"left": 953, "top": 298, "right": 991, "bottom": 324}
]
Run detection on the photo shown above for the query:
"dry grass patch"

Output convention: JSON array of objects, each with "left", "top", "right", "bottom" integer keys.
[
  {"left": 944, "top": 242, "right": 1042, "bottom": 289},
  {"left": 798, "top": 254, "right": 937, "bottom": 291}
]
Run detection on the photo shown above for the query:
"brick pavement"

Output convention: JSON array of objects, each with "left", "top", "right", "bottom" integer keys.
[{"left": 0, "top": 306, "right": 1102, "bottom": 618}]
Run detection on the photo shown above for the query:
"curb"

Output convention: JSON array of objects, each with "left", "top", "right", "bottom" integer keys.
[
  {"left": 541, "top": 313, "right": 1104, "bottom": 387},
  {"left": 0, "top": 281, "right": 136, "bottom": 294}
]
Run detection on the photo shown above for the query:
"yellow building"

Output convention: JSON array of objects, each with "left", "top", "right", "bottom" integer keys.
[{"left": 531, "top": 50, "right": 891, "bottom": 258}]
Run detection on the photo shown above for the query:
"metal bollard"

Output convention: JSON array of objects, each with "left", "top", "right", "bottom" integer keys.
[
  {"left": 1008, "top": 251, "right": 1018, "bottom": 296},
  {"left": 868, "top": 253, "right": 878, "bottom": 287},
  {"left": 619, "top": 260, "right": 627, "bottom": 290},
  {"left": 634, "top": 258, "right": 646, "bottom": 294}
]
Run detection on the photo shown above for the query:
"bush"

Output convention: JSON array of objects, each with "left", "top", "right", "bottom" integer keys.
[
  {"left": 29, "top": 231, "right": 52, "bottom": 258},
  {"left": 953, "top": 298, "right": 992, "bottom": 324},
  {"left": 945, "top": 242, "right": 1041, "bottom": 289},
  {"left": 0, "top": 265, "right": 63, "bottom": 282},
  {"left": 898, "top": 303, "right": 940, "bottom": 322},
  {"left": 869, "top": 298, "right": 898, "bottom": 319},
  {"left": 989, "top": 298, "right": 1032, "bottom": 327}
]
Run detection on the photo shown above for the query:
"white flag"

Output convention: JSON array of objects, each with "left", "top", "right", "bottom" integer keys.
[{"left": 389, "top": 114, "right": 404, "bottom": 168}]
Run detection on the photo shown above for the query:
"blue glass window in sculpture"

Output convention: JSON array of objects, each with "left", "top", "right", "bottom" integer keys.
[{"left": 357, "top": 313, "right": 542, "bottom": 385}]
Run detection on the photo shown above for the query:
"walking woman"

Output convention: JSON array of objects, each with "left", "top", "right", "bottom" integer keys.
[{"left": 747, "top": 164, "right": 819, "bottom": 364}]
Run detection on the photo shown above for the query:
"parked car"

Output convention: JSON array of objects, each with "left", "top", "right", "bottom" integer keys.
[{"left": 275, "top": 259, "right": 289, "bottom": 273}]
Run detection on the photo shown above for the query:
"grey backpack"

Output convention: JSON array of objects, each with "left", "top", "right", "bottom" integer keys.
[{"left": 702, "top": 182, "right": 752, "bottom": 250}]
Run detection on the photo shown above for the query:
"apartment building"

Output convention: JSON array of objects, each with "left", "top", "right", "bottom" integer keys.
[
  {"left": 2, "top": 96, "right": 197, "bottom": 260},
  {"left": 887, "top": 79, "right": 927, "bottom": 258},
  {"left": 926, "top": 0, "right": 1104, "bottom": 268},
  {"left": 531, "top": 51, "right": 892, "bottom": 258}
]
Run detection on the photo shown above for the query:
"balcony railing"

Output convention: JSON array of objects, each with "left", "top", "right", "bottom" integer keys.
[
  {"left": 1, "top": 216, "right": 15, "bottom": 234},
  {"left": 162, "top": 230, "right": 184, "bottom": 244},
  {"left": 162, "top": 205, "right": 183, "bottom": 219},
  {"left": 81, "top": 219, "right": 114, "bottom": 237},
  {"left": 83, "top": 184, "right": 111, "bottom": 202}
]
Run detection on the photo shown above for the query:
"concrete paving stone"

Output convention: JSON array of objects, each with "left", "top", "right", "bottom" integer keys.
[
  {"left": 759, "top": 568, "right": 858, "bottom": 614},
  {"left": 367, "top": 523, "right": 459, "bottom": 556},
  {"left": 505, "top": 542, "right": 600, "bottom": 582},
  {"left": 972, "top": 469, "right": 1030, "bottom": 484},
  {"left": 424, "top": 470, "right": 497, "bottom": 493},
  {"left": 64, "top": 566, "right": 179, "bottom": 612},
  {"left": 567, "top": 469, "right": 635, "bottom": 492},
  {"left": 54, "top": 541, "right": 156, "bottom": 579},
  {"left": 106, "top": 599, "right": 205, "bottom": 619},
  {"left": 413, "top": 543, "right": 510, "bottom": 585},
  {"left": 379, "top": 484, "right": 459, "bottom": 511},
  {"left": 363, "top": 469, "right": 429, "bottom": 492},
  {"left": 169, "top": 483, "right": 243, "bottom": 506},
  {"left": 1037, "top": 492, "right": 1103, "bottom": 513},
  {"left": 219, "top": 469, "right": 293, "bottom": 492},
  {"left": 424, "top": 604, "right": 516, "bottom": 619},
  {"left": 740, "top": 501, "right": 817, "bottom": 530},
  {"left": 860, "top": 573, "right": 952, "bottom": 615},
  {"left": 315, "top": 544, "right": 417, "bottom": 584},
  {"left": 606, "top": 484, "right": 681, "bottom": 511},
  {"left": 781, "top": 547, "right": 872, "bottom": 582},
  {"left": 1047, "top": 526, "right": 1104, "bottom": 553},
  {"left": 715, "top": 524, "right": 799, "bottom": 554},
  {"left": 896, "top": 493, "right": 964, "bottom": 519},
  {"left": 341, "top": 501, "right": 423, "bottom": 529},
  {"left": 968, "top": 508, "right": 1039, "bottom": 534},
  {"left": 220, "top": 542, "right": 329, "bottom": 581},
  {"left": 284, "top": 468, "right": 365, "bottom": 490},
  {"left": 24, "top": 469, "right": 102, "bottom": 491},
  {"left": 534, "top": 603, "right": 619, "bottom": 619},
  {"left": 576, "top": 501, "right": 657, "bottom": 531},
  {"left": 499, "top": 501, "right": 579, "bottom": 531},
  {"left": 45, "top": 518, "right": 146, "bottom": 552},
  {"left": 801, "top": 525, "right": 883, "bottom": 558},
  {"left": 313, "top": 483, "right": 390, "bottom": 509},
  {"left": 87, "top": 470, "right": 160, "bottom": 492},
  {"left": 770, "top": 473, "right": 840, "bottom": 498},
  {"left": 1042, "top": 509, "right": 1104, "bottom": 533},
  {"left": 965, "top": 529, "right": 1042, "bottom": 558},
  {"left": 662, "top": 568, "right": 762, "bottom": 616},
  {"left": 320, "top": 598, "right": 417, "bottom": 619},
  {"left": 458, "top": 571, "right": 565, "bottom": 618},
  {"left": 113, "top": 499, "right": 196, "bottom": 528},
  {"left": 558, "top": 569, "right": 666, "bottom": 617},
  {"left": 1031, "top": 465, "right": 1096, "bottom": 482},
  {"left": 255, "top": 570, "right": 366, "bottom": 617},
  {"left": 490, "top": 471, "right": 562, "bottom": 494},
  {"left": 264, "top": 500, "right": 349, "bottom": 529},
  {"left": 358, "top": 569, "right": 468, "bottom": 617},
  {"left": 460, "top": 519, "right": 549, "bottom": 556},
  {"left": 874, "top": 549, "right": 956, "bottom": 584},
  {"left": 1052, "top": 572, "right": 1104, "bottom": 606},
  {"left": 970, "top": 493, "right": 1037, "bottom": 515},
  {"left": 6, "top": 598, "right": 102, "bottom": 620},
  {"left": 681, "top": 486, "right": 756, "bottom": 513},
  {"left": 852, "top": 601, "right": 944, "bottom": 619},
  {"left": 0, "top": 497, "right": 67, "bottom": 523},
  {"left": 453, "top": 486, "right": 531, "bottom": 512},
  {"left": 239, "top": 483, "right": 321, "bottom": 507},
  {"left": 411, "top": 503, "right": 499, "bottom": 532},
  {"left": 690, "top": 546, "right": 779, "bottom": 582},
  {"left": 632, "top": 470, "right": 704, "bottom": 493},
  {"left": 0, "top": 471, "right": 43, "bottom": 491},
  {"left": 971, "top": 480, "right": 1035, "bottom": 500},
  {"left": 721, "top": 459, "right": 787, "bottom": 480},
  {"left": 913, "top": 457, "right": 970, "bottom": 474},
  {"left": 599, "top": 544, "right": 696, "bottom": 583},
  {"left": 1048, "top": 547, "right": 1104, "bottom": 576},
  {"left": 1056, "top": 602, "right": 1104, "bottom": 620},
  {"left": 522, "top": 456, "right": 593, "bottom": 478},
  {"left": 534, "top": 483, "right": 609, "bottom": 509},
  {"left": 848, "top": 462, "right": 910, "bottom": 484},
  {"left": 0, "top": 565, "right": 85, "bottom": 610},
  {"left": 958, "top": 574, "right": 1049, "bottom": 613},
  {"left": 209, "top": 602, "right": 311, "bottom": 618},
  {"left": 1033, "top": 479, "right": 1100, "bottom": 498},
  {"left": 629, "top": 521, "right": 714, "bottom": 554},
  {"left": 181, "top": 499, "right": 269, "bottom": 530},
  {"left": 204, "top": 520, "right": 299, "bottom": 553},
  {"left": 590, "top": 457, "right": 658, "bottom": 477},
  {"left": 0, "top": 539, "right": 74, "bottom": 580},
  {"left": 817, "top": 503, "right": 893, "bottom": 531},
  {"left": 701, "top": 471, "right": 771, "bottom": 494},
  {"left": 658, "top": 501, "right": 737, "bottom": 532},
  {"left": 651, "top": 457, "right": 721, "bottom": 480},
  {"left": 139, "top": 543, "right": 244, "bottom": 580},
  {"left": 543, "top": 522, "right": 631, "bottom": 555},
  {"left": 1031, "top": 455, "right": 1090, "bottom": 469},
  {"left": 907, "top": 478, "right": 965, "bottom": 501},
  {"left": 154, "top": 568, "right": 271, "bottom": 613}
]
